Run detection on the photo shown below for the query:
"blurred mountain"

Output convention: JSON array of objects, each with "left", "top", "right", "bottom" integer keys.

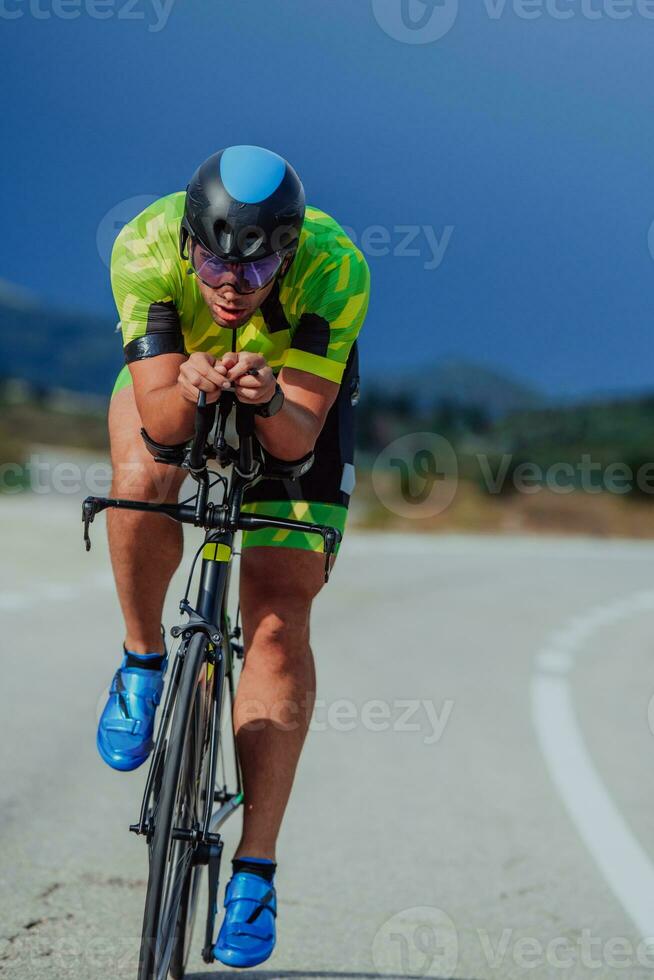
[
  {"left": 0, "top": 288, "right": 121, "bottom": 397},
  {"left": 372, "top": 358, "right": 546, "bottom": 418}
]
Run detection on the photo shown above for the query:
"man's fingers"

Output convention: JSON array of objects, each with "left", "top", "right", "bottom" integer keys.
[
  {"left": 233, "top": 375, "right": 263, "bottom": 390},
  {"left": 226, "top": 356, "right": 267, "bottom": 381},
  {"left": 206, "top": 364, "right": 229, "bottom": 387},
  {"left": 181, "top": 370, "right": 220, "bottom": 393},
  {"left": 180, "top": 380, "right": 220, "bottom": 404},
  {"left": 221, "top": 352, "right": 240, "bottom": 370},
  {"left": 234, "top": 385, "right": 259, "bottom": 401},
  {"left": 181, "top": 361, "right": 227, "bottom": 387}
]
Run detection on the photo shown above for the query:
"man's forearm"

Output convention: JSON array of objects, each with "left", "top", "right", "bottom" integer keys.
[
  {"left": 139, "top": 382, "right": 198, "bottom": 445},
  {"left": 138, "top": 377, "right": 321, "bottom": 458},
  {"left": 254, "top": 397, "right": 319, "bottom": 461}
]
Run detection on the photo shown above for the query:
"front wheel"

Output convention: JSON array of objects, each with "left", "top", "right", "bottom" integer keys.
[{"left": 137, "top": 634, "right": 210, "bottom": 980}]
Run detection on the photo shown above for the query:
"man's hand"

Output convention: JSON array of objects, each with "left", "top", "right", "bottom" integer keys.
[
  {"left": 222, "top": 352, "right": 277, "bottom": 405},
  {"left": 178, "top": 353, "right": 229, "bottom": 404}
]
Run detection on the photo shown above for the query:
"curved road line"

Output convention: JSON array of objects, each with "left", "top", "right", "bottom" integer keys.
[{"left": 531, "top": 589, "right": 654, "bottom": 940}]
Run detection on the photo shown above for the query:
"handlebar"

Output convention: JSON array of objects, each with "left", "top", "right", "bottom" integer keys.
[
  {"left": 82, "top": 494, "right": 342, "bottom": 580},
  {"left": 91, "top": 389, "right": 336, "bottom": 578}
]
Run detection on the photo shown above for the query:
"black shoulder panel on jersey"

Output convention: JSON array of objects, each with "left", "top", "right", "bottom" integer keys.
[
  {"left": 260, "top": 281, "right": 291, "bottom": 334},
  {"left": 145, "top": 300, "right": 183, "bottom": 335},
  {"left": 289, "top": 313, "right": 330, "bottom": 358}
]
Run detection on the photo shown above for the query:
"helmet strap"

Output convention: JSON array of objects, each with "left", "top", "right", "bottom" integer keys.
[
  {"left": 279, "top": 252, "right": 296, "bottom": 279},
  {"left": 179, "top": 220, "right": 190, "bottom": 260}
]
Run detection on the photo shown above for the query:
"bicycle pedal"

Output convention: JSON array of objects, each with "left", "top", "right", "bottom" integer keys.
[{"left": 202, "top": 944, "right": 216, "bottom": 964}]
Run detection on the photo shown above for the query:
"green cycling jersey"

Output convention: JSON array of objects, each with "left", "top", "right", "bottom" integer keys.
[{"left": 110, "top": 192, "right": 370, "bottom": 386}]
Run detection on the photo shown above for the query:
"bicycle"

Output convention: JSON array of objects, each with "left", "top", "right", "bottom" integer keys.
[{"left": 82, "top": 389, "right": 341, "bottom": 980}]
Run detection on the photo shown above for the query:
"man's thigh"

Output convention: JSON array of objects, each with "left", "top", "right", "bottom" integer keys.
[
  {"left": 238, "top": 546, "right": 329, "bottom": 647},
  {"left": 108, "top": 370, "right": 185, "bottom": 500},
  {"left": 239, "top": 344, "right": 359, "bottom": 558}
]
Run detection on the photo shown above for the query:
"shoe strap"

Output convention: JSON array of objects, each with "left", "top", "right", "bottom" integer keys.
[
  {"left": 102, "top": 716, "right": 143, "bottom": 735},
  {"left": 225, "top": 874, "right": 277, "bottom": 918},
  {"left": 111, "top": 667, "right": 165, "bottom": 700}
]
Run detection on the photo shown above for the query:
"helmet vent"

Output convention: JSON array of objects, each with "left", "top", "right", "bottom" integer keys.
[{"left": 214, "top": 220, "right": 235, "bottom": 255}]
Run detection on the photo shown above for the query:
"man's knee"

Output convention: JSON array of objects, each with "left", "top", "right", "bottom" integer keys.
[{"left": 239, "top": 547, "right": 327, "bottom": 663}]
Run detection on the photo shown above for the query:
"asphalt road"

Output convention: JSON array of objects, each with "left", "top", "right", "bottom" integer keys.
[{"left": 1, "top": 494, "right": 654, "bottom": 980}]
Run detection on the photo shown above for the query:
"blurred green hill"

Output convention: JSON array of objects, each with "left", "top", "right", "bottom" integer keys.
[{"left": 0, "top": 280, "right": 121, "bottom": 396}]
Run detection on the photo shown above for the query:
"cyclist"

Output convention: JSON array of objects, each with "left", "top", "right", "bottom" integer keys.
[{"left": 97, "top": 145, "right": 370, "bottom": 968}]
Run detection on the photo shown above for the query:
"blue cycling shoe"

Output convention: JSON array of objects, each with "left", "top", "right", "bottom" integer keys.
[
  {"left": 213, "top": 867, "right": 277, "bottom": 968},
  {"left": 97, "top": 647, "right": 167, "bottom": 772}
]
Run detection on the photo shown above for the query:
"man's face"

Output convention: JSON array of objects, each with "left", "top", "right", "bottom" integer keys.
[{"left": 197, "top": 273, "right": 277, "bottom": 330}]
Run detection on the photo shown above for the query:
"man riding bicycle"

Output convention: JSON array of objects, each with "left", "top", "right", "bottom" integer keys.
[{"left": 97, "top": 145, "right": 370, "bottom": 968}]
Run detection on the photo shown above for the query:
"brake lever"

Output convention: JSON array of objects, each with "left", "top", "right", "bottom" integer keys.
[
  {"left": 322, "top": 528, "right": 341, "bottom": 582},
  {"left": 82, "top": 496, "right": 109, "bottom": 551}
]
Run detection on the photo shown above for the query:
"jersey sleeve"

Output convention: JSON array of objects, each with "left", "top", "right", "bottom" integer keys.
[
  {"left": 110, "top": 213, "right": 185, "bottom": 363},
  {"left": 283, "top": 247, "right": 370, "bottom": 384}
]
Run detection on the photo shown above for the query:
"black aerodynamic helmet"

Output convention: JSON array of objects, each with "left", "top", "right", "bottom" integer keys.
[{"left": 180, "top": 145, "right": 306, "bottom": 263}]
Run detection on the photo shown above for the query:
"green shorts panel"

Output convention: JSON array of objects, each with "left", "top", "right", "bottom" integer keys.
[
  {"left": 112, "top": 364, "right": 132, "bottom": 397},
  {"left": 240, "top": 500, "right": 348, "bottom": 554}
]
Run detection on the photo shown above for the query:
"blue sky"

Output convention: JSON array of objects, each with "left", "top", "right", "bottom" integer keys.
[{"left": 1, "top": 0, "right": 653, "bottom": 396}]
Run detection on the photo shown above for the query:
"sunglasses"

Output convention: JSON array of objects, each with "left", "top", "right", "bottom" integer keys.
[{"left": 189, "top": 239, "right": 284, "bottom": 295}]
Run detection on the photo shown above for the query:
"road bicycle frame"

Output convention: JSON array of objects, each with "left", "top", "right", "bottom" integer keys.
[{"left": 82, "top": 390, "right": 342, "bottom": 967}]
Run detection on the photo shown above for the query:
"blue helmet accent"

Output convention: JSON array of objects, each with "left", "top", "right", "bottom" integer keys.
[{"left": 220, "top": 145, "right": 287, "bottom": 205}]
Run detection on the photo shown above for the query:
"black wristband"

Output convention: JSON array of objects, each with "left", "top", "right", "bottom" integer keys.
[{"left": 254, "top": 383, "right": 285, "bottom": 419}]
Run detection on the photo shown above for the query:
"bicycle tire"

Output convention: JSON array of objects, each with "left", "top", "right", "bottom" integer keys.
[
  {"left": 169, "top": 865, "right": 203, "bottom": 979},
  {"left": 169, "top": 622, "right": 232, "bottom": 978},
  {"left": 137, "top": 634, "right": 211, "bottom": 980}
]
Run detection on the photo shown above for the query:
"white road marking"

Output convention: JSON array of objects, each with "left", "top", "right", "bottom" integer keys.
[{"left": 531, "top": 589, "right": 654, "bottom": 940}]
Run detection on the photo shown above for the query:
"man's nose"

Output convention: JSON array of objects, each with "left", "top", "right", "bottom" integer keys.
[{"left": 217, "top": 278, "right": 239, "bottom": 296}]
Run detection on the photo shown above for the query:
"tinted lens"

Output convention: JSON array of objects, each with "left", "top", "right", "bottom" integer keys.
[
  {"left": 242, "top": 252, "right": 284, "bottom": 289},
  {"left": 190, "top": 241, "right": 282, "bottom": 293}
]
